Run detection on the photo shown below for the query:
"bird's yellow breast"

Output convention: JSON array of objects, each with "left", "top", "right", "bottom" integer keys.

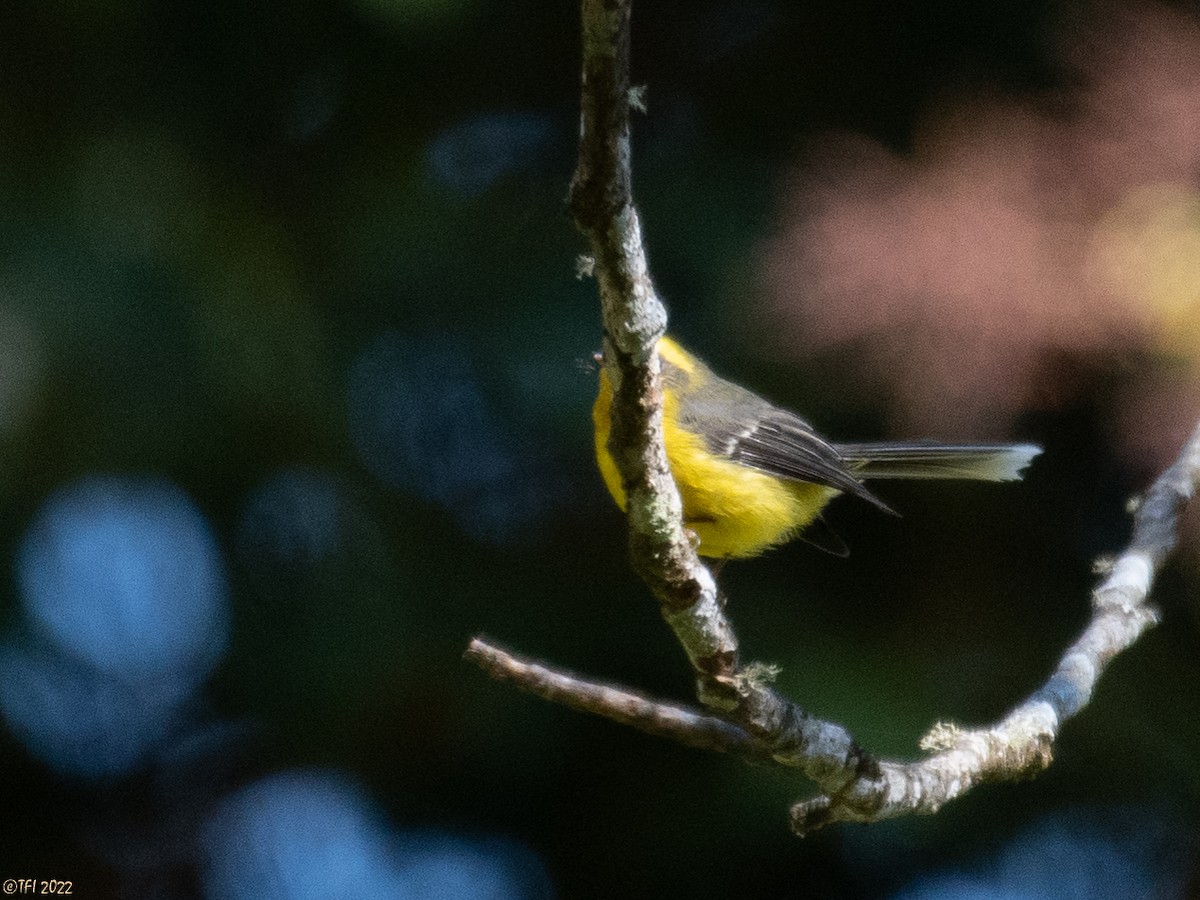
[{"left": 593, "top": 353, "right": 836, "bottom": 558}]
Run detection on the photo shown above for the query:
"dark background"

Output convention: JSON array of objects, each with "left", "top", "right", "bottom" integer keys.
[{"left": 1, "top": 0, "right": 1198, "bottom": 897}]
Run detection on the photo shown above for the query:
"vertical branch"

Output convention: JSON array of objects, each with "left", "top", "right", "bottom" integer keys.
[
  {"left": 567, "top": 0, "right": 733, "bottom": 669},
  {"left": 569, "top": 0, "right": 657, "bottom": 354},
  {"left": 564, "top": 0, "right": 874, "bottom": 787}
]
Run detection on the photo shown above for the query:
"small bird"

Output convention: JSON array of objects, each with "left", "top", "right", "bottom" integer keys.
[{"left": 593, "top": 336, "right": 1040, "bottom": 559}]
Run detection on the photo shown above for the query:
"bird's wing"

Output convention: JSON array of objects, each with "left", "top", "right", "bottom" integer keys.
[
  {"left": 723, "top": 409, "right": 893, "bottom": 512},
  {"left": 672, "top": 376, "right": 891, "bottom": 512}
]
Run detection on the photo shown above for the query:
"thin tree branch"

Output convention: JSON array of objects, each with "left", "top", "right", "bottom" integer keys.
[
  {"left": 464, "top": 638, "right": 774, "bottom": 762},
  {"left": 790, "top": 418, "right": 1200, "bottom": 834},
  {"left": 566, "top": 0, "right": 739, "bottom": 704},
  {"left": 564, "top": 0, "right": 880, "bottom": 812}
]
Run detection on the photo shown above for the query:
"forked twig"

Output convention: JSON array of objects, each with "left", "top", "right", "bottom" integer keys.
[{"left": 466, "top": 0, "right": 1200, "bottom": 835}]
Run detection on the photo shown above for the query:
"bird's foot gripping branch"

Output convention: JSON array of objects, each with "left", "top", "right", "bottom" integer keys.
[{"left": 464, "top": 0, "right": 1200, "bottom": 835}]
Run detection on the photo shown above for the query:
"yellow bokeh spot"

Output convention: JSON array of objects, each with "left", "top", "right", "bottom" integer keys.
[{"left": 1089, "top": 183, "right": 1200, "bottom": 356}]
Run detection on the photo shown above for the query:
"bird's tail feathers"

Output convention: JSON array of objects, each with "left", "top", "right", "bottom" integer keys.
[{"left": 834, "top": 442, "right": 1041, "bottom": 482}]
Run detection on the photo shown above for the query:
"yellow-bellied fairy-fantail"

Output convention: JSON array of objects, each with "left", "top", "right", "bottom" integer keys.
[{"left": 593, "top": 336, "right": 1040, "bottom": 559}]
